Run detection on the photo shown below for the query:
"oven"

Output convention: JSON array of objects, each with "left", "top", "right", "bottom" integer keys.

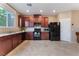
[{"left": 33, "top": 28, "right": 41, "bottom": 40}]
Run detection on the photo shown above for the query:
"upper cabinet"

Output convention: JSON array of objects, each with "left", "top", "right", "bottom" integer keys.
[
  {"left": 18, "top": 15, "right": 48, "bottom": 27},
  {"left": 44, "top": 17, "right": 48, "bottom": 27},
  {"left": 18, "top": 15, "right": 25, "bottom": 28},
  {"left": 29, "top": 16, "right": 34, "bottom": 27},
  {"left": 39, "top": 16, "right": 44, "bottom": 26},
  {"left": 39, "top": 16, "right": 48, "bottom": 27}
]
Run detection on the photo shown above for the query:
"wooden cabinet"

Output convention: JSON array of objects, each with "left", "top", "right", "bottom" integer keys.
[
  {"left": 0, "top": 33, "right": 23, "bottom": 56},
  {"left": 12, "top": 34, "right": 22, "bottom": 48},
  {"left": 44, "top": 17, "right": 48, "bottom": 27},
  {"left": 12, "top": 37, "right": 18, "bottom": 48},
  {"left": 0, "top": 36, "right": 13, "bottom": 56},
  {"left": 11, "top": 33, "right": 22, "bottom": 49},
  {"left": 18, "top": 15, "right": 25, "bottom": 27},
  {"left": 26, "top": 32, "right": 49, "bottom": 40},
  {"left": 21, "top": 32, "right": 26, "bottom": 40},
  {"left": 23, "top": 16, "right": 48, "bottom": 27},
  {"left": 36, "top": 16, "right": 48, "bottom": 27},
  {"left": 76, "top": 32, "right": 79, "bottom": 43},
  {"left": 23, "top": 16, "right": 34, "bottom": 27},
  {"left": 29, "top": 16, "right": 34, "bottom": 27},
  {"left": 39, "top": 16, "right": 44, "bottom": 26},
  {"left": 41, "top": 32, "right": 49, "bottom": 40},
  {"left": 26, "top": 32, "right": 33, "bottom": 40}
]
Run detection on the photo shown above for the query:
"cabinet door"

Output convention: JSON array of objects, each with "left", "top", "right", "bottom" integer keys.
[
  {"left": 0, "top": 33, "right": 22, "bottom": 56},
  {"left": 29, "top": 16, "right": 34, "bottom": 27},
  {"left": 18, "top": 15, "right": 25, "bottom": 27},
  {"left": 44, "top": 17, "right": 48, "bottom": 27},
  {"left": 12, "top": 36, "right": 18, "bottom": 48},
  {"left": 12, "top": 34, "right": 22, "bottom": 48},
  {"left": 18, "top": 15, "right": 22, "bottom": 27},
  {"left": 39, "top": 16, "right": 44, "bottom": 26},
  {"left": 0, "top": 37, "right": 12, "bottom": 56},
  {"left": 41, "top": 32, "right": 49, "bottom": 40},
  {"left": 39, "top": 16, "right": 48, "bottom": 27},
  {"left": 26, "top": 32, "right": 33, "bottom": 40},
  {"left": 17, "top": 34, "right": 22, "bottom": 44}
]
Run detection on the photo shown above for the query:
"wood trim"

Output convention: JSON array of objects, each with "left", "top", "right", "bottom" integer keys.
[{"left": 76, "top": 32, "right": 79, "bottom": 35}]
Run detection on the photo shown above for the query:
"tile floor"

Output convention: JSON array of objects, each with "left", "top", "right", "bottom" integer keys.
[{"left": 7, "top": 40, "right": 79, "bottom": 56}]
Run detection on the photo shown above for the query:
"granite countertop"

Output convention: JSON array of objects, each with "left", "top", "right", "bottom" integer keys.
[
  {"left": 0, "top": 27, "right": 49, "bottom": 37},
  {"left": 25, "top": 27, "right": 49, "bottom": 32},
  {"left": 0, "top": 30, "right": 25, "bottom": 37}
]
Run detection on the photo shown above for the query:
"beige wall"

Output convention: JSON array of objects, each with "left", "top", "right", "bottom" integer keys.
[
  {"left": 58, "top": 11, "right": 72, "bottom": 19},
  {"left": 48, "top": 15, "right": 58, "bottom": 23},
  {"left": 71, "top": 10, "right": 79, "bottom": 43},
  {"left": 58, "top": 11, "right": 79, "bottom": 43},
  {"left": 0, "top": 4, "right": 20, "bottom": 33}
]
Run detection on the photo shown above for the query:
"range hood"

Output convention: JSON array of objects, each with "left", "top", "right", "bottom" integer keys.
[
  {"left": 33, "top": 14, "right": 41, "bottom": 18},
  {"left": 33, "top": 14, "right": 41, "bottom": 23}
]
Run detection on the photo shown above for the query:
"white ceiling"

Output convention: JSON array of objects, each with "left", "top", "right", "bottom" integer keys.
[{"left": 9, "top": 3, "right": 79, "bottom": 16}]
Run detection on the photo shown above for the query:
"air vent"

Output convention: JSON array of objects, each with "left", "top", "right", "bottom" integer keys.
[{"left": 26, "top": 3, "right": 32, "bottom": 7}]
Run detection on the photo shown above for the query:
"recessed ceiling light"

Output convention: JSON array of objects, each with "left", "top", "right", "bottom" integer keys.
[
  {"left": 40, "top": 10, "right": 43, "bottom": 13},
  {"left": 26, "top": 10, "right": 29, "bottom": 12},
  {"left": 53, "top": 10, "right": 56, "bottom": 13}
]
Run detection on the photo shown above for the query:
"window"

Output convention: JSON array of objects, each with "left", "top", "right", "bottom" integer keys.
[
  {"left": 7, "top": 11, "right": 15, "bottom": 27},
  {"left": 0, "top": 7, "right": 15, "bottom": 28},
  {"left": 0, "top": 7, "right": 6, "bottom": 26}
]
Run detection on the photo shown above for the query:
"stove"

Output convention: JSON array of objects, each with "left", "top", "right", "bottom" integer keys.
[
  {"left": 33, "top": 28, "right": 41, "bottom": 40},
  {"left": 33, "top": 22, "right": 41, "bottom": 40}
]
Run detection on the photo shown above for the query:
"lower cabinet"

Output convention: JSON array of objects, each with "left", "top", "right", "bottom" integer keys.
[
  {"left": 12, "top": 34, "right": 22, "bottom": 48},
  {"left": 4, "top": 39, "right": 13, "bottom": 55},
  {"left": 0, "top": 36, "right": 13, "bottom": 56},
  {"left": 26, "top": 32, "right": 33, "bottom": 40},
  {"left": 0, "top": 33, "right": 23, "bottom": 56},
  {"left": 41, "top": 32, "right": 49, "bottom": 40},
  {"left": 26, "top": 32, "right": 49, "bottom": 40}
]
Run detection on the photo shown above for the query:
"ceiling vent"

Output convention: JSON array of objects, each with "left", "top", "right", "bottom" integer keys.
[
  {"left": 26, "top": 3, "right": 32, "bottom": 7},
  {"left": 33, "top": 14, "right": 41, "bottom": 18}
]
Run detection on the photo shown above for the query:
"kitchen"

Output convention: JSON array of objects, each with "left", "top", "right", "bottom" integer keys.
[
  {"left": 0, "top": 3, "right": 60, "bottom": 56},
  {"left": 1, "top": 3, "right": 79, "bottom": 56},
  {"left": 18, "top": 14, "right": 60, "bottom": 40}
]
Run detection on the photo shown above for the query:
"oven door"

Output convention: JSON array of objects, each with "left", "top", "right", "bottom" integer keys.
[
  {"left": 33, "top": 31, "right": 41, "bottom": 40},
  {"left": 34, "top": 32, "right": 40, "bottom": 37}
]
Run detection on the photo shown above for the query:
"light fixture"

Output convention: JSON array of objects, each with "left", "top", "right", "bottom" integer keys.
[
  {"left": 53, "top": 10, "right": 56, "bottom": 13},
  {"left": 40, "top": 10, "right": 43, "bottom": 13},
  {"left": 26, "top": 10, "right": 29, "bottom": 12}
]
